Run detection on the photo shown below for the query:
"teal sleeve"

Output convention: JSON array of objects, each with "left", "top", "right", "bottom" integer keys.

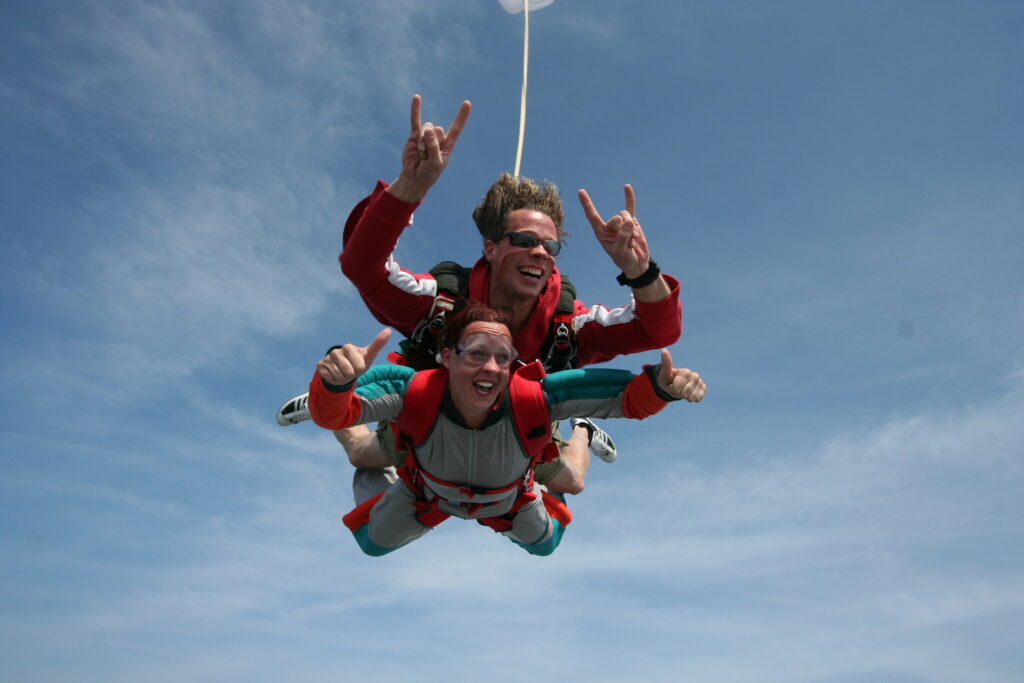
[
  {"left": 541, "top": 368, "right": 639, "bottom": 422},
  {"left": 354, "top": 364, "right": 416, "bottom": 400},
  {"left": 347, "top": 365, "right": 416, "bottom": 424},
  {"left": 541, "top": 368, "right": 636, "bottom": 404}
]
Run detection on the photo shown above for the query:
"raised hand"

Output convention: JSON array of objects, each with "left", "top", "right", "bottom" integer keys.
[
  {"left": 389, "top": 94, "right": 472, "bottom": 202},
  {"left": 317, "top": 328, "right": 392, "bottom": 387},
  {"left": 578, "top": 184, "right": 651, "bottom": 280},
  {"left": 656, "top": 348, "right": 706, "bottom": 403}
]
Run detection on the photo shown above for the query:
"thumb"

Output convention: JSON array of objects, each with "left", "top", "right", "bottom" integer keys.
[
  {"left": 658, "top": 348, "right": 673, "bottom": 385},
  {"left": 362, "top": 328, "right": 392, "bottom": 365}
]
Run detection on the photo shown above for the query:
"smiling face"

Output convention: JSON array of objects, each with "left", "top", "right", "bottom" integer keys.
[
  {"left": 483, "top": 209, "right": 558, "bottom": 301},
  {"left": 440, "top": 321, "right": 515, "bottom": 424}
]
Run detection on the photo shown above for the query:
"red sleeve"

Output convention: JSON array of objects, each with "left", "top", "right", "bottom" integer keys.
[
  {"left": 574, "top": 274, "right": 683, "bottom": 366},
  {"left": 621, "top": 373, "right": 670, "bottom": 420},
  {"left": 308, "top": 373, "right": 362, "bottom": 430},
  {"left": 337, "top": 181, "right": 436, "bottom": 336}
]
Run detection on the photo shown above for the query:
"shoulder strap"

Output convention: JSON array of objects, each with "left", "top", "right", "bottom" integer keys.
[
  {"left": 508, "top": 361, "right": 556, "bottom": 462},
  {"left": 390, "top": 368, "right": 454, "bottom": 529},
  {"left": 394, "top": 368, "right": 449, "bottom": 446},
  {"left": 399, "top": 262, "right": 472, "bottom": 370},
  {"left": 428, "top": 260, "right": 472, "bottom": 297},
  {"left": 541, "top": 276, "right": 579, "bottom": 372},
  {"left": 555, "top": 274, "right": 576, "bottom": 315}
]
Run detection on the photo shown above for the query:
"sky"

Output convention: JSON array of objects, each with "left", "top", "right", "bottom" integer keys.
[{"left": 2, "top": 0, "right": 1023, "bottom": 681}]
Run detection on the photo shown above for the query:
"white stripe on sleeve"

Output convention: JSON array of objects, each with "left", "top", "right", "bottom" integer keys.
[
  {"left": 572, "top": 299, "right": 637, "bottom": 331},
  {"left": 385, "top": 254, "right": 438, "bottom": 297}
]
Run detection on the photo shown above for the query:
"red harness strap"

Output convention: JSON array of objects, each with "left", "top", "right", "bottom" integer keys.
[
  {"left": 476, "top": 489, "right": 573, "bottom": 533},
  {"left": 359, "top": 362, "right": 568, "bottom": 531},
  {"left": 390, "top": 368, "right": 453, "bottom": 527},
  {"left": 542, "top": 490, "right": 573, "bottom": 526},
  {"left": 416, "top": 462, "right": 524, "bottom": 499}
]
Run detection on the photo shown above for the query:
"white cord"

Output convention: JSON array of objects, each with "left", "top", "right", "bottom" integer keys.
[{"left": 513, "top": 0, "right": 529, "bottom": 177}]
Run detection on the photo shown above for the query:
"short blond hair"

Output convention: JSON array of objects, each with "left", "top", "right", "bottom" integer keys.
[{"left": 472, "top": 173, "right": 564, "bottom": 242}]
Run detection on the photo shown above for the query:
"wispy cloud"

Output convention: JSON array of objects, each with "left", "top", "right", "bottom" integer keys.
[
  {"left": 3, "top": 2, "right": 1022, "bottom": 681},
  {"left": 4, "top": 367, "right": 1022, "bottom": 680},
  {"left": 3, "top": 1, "right": 473, "bottom": 401}
]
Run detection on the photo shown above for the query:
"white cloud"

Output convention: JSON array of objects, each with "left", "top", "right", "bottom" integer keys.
[
  {"left": 4, "top": 1, "right": 473, "bottom": 398},
  {"left": 4, "top": 2, "right": 1023, "bottom": 681},
  {"left": 4, "top": 369, "right": 1021, "bottom": 680}
]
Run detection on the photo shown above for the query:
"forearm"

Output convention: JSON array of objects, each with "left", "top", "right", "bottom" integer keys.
[
  {"left": 386, "top": 175, "right": 430, "bottom": 203},
  {"left": 338, "top": 182, "right": 434, "bottom": 334},
  {"left": 308, "top": 374, "right": 362, "bottom": 430},
  {"left": 544, "top": 367, "right": 676, "bottom": 422},
  {"left": 574, "top": 275, "right": 682, "bottom": 364},
  {"left": 620, "top": 367, "right": 677, "bottom": 419},
  {"left": 544, "top": 368, "right": 633, "bottom": 422},
  {"left": 630, "top": 272, "right": 682, "bottom": 342},
  {"left": 619, "top": 258, "right": 672, "bottom": 304},
  {"left": 340, "top": 182, "right": 418, "bottom": 283},
  {"left": 310, "top": 364, "right": 413, "bottom": 429},
  {"left": 632, "top": 274, "right": 671, "bottom": 303}
]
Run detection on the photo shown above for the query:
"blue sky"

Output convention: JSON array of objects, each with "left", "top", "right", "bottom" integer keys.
[{"left": 2, "top": 1, "right": 1023, "bottom": 680}]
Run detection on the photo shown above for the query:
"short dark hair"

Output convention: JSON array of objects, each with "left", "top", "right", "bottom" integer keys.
[
  {"left": 471, "top": 173, "right": 564, "bottom": 242},
  {"left": 440, "top": 301, "right": 511, "bottom": 350}
]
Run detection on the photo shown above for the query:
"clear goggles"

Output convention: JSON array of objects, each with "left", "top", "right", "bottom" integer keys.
[{"left": 453, "top": 334, "right": 518, "bottom": 369}]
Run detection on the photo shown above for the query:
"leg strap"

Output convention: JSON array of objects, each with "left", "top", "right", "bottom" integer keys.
[
  {"left": 342, "top": 491, "right": 384, "bottom": 532},
  {"left": 542, "top": 490, "right": 573, "bottom": 527}
]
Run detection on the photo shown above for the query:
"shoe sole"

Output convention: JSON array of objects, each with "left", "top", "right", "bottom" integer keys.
[{"left": 276, "top": 395, "right": 311, "bottom": 426}]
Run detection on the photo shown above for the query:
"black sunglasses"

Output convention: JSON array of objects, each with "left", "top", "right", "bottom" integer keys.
[{"left": 503, "top": 231, "right": 562, "bottom": 256}]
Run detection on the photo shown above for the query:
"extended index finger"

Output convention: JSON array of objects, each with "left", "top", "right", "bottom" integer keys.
[
  {"left": 577, "top": 189, "right": 606, "bottom": 228},
  {"left": 444, "top": 100, "right": 472, "bottom": 147}
]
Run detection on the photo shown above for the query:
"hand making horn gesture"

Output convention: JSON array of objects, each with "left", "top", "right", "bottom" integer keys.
[
  {"left": 317, "top": 328, "right": 392, "bottom": 387},
  {"left": 578, "top": 184, "right": 651, "bottom": 280},
  {"left": 656, "top": 348, "right": 707, "bottom": 403},
  {"left": 578, "top": 184, "right": 672, "bottom": 302},
  {"left": 388, "top": 94, "right": 472, "bottom": 203}
]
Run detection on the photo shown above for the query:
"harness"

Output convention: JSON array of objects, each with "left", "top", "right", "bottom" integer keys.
[
  {"left": 392, "top": 361, "right": 562, "bottom": 532},
  {"left": 394, "top": 261, "right": 579, "bottom": 372}
]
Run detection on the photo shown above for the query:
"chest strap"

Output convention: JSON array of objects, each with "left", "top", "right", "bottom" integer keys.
[{"left": 390, "top": 363, "right": 560, "bottom": 529}]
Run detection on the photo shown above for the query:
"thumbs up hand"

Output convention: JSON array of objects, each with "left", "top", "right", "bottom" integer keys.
[
  {"left": 656, "top": 348, "right": 707, "bottom": 403},
  {"left": 316, "top": 328, "right": 392, "bottom": 387}
]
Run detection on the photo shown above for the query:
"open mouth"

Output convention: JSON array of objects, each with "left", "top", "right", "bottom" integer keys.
[
  {"left": 473, "top": 380, "right": 495, "bottom": 396},
  {"left": 517, "top": 266, "right": 544, "bottom": 279}
]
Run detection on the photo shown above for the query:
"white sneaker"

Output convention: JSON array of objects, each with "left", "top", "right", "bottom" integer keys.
[
  {"left": 570, "top": 418, "right": 617, "bottom": 463},
  {"left": 276, "top": 392, "right": 311, "bottom": 426}
]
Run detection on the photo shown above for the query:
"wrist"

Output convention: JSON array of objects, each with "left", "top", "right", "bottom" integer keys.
[
  {"left": 616, "top": 260, "right": 660, "bottom": 288},
  {"left": 320, "top": 375, "right": 355, "bottom": 393},
  {"left": 321, "top": 345, "right": 357, "bottom": 392},
  {"left": 643, "top": 364, "right": 679, "bottom": 402},
  {"left": 387, "top": 176, "right": 428, "bottom": 203}
]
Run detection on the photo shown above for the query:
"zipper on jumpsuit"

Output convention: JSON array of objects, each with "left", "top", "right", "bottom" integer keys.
[{"left": 465, "top": 429, "right": 478, "bottom": 494}]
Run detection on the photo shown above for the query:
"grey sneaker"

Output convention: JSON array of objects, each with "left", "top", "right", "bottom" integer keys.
[
  {"left": 276, "top": 392, "right": 311, "bottom": 426},
  {"left": 570, "top": 417, "right": 617, "bottom": 463}
]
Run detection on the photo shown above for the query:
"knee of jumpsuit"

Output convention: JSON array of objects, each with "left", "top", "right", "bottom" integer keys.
[
  {"left": 514, "top": 492, "right": 568, "bottom": 557},
  {"left": 351, "top": 524, "right": 405, "bottom": 557},
  {"left": 514, "top": 519, "right": 566, "bottom": 556}
]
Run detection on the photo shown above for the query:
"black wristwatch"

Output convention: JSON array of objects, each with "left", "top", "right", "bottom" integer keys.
[{"left": 616, "top": 260, "right": 661, "bottom": 288}]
